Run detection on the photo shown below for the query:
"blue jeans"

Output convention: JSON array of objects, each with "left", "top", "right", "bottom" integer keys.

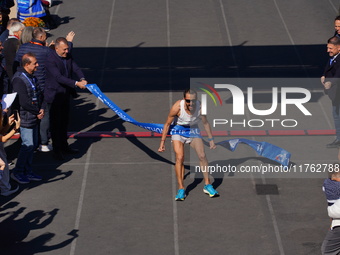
[
  {"left": 40, "top": 103, "right": 51, "bottom": 145},
  {"left": 13, "top": 125, "right": 39, "bottom": 175}
]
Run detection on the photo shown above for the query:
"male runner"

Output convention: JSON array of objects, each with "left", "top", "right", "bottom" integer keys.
[{"left": 158, "top": 89, "right": 219, "bottom": 201}]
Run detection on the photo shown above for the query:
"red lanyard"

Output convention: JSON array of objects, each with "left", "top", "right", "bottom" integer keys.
[{"left": 29, "top": 41, "right": 44, "bottom": 46}]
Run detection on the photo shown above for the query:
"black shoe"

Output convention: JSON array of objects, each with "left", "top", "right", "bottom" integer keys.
[
  {"left": 62, "top": 148, "right": 79, "bottom": 154},
  {"left": 53, "top": 151, "right": 65, "bottom": 160},
  {"left": 327, "top": 139, "right": 340, "bottom": 148}
]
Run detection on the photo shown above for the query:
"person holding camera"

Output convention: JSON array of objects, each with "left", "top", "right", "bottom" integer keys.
[{"left": 0, "top": 109, "right": 20, "bottom": 196}]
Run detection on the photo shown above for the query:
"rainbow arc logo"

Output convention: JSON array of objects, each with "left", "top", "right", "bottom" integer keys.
[{"left": 197, "top": 82, "right": 223, "bottom": 107}]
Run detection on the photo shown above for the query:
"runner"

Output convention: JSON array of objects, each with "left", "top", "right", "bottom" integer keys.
[{"left": 158, "top": 89, "right": 219, "bottom": 201}]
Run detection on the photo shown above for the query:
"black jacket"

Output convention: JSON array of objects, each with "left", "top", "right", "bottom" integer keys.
[
  {"left": 14, "top": 39, "right": 52, "bottom": 91},
  {"left": 323, "top": 54, "right": 340, "bottom": 105},
  {"left": 12, "top": 67, "right": 45, "bottom": 128},
  {"left": 44, "top": 49, "right": 84, "bottom": 104}
]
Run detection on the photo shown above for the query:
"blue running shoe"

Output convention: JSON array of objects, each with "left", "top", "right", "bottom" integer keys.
[
  {"left": 175, "top": 189, "right": 186, "bottom": 201},
  {"left": 26, "top": 173, "right": 42, "bottom": 181},
  {"left": 203, "top": 184, "right": 219, "bottom": 198}
]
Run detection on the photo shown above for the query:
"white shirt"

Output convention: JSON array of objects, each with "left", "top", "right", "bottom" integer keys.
[{"left": 175, "top": 99, "right": 201, "bottom": 126}]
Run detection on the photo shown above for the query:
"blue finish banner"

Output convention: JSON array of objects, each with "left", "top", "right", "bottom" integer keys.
[
  {"left": 217, "top": 138, "right": 291, "bottom": 166},
  {"left": 86, "top": 84, "right": 201, "bottom": 137},
  {"left": 86, "top": 84, "right": 291, "bottom": 166}
]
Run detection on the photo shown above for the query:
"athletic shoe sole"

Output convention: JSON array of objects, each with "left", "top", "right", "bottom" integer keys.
[
  {"left": 203, "top": 189, "right": 219, "bottom": 198},
  {"left": 175, "top": 196, "right": 186, "bottom": 201},
  {"left": 26, "top": 175, "right": 42, "bottom": 181},
  {"left": 39, "top": 145, "right": 53, "bottom": 152},
  {"left": 27, "top": 177, "right": 42, "bottom": 181}
]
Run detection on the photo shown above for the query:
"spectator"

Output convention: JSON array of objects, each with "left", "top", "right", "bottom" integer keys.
[
  {"left": 335, "top": 16, "right": 340, "bottom": 38},
  {"left": 15, "top": 27, "right": 51, "bottom": 152},
  {"left": 17, "top": 0, "right": 46, "bottom": 23},
  {"left": 323, "top": 166, "right": 340, "bottom": 206},
  {"left": 11, "top": 52, "right": 45, "bottom": 184},
  {"left": 0, "top": 18, "right": 20, "bottom": 44},
  {"left": 321, "top": 36, "right": 340, "bottom": 148},
  {"left": 0, "top": 12, "right": 5, "bottom": 35},
  {"left": 14, "top": 30, "right": 76, "bottom": 153},
  {"left": 0, "top": 0, "right": 14, "bottom": 18},
  {"left": 0, "top": 40, "right": 10, "bottom": 98},
  {"left": 40, "top": 0, "right": 55, "bottom": 29},
  {"left": 45, "top": 37, "right": 86, "bottom": 160},
  {"left": 20, "top": 26, "right": 33, "bottom": 44},
  {"left": 322, "top": 164, "right": 340, "bottom": 254},
  {"left": 3, "top": 21, "right": 24, "bottom": 80},
  {"left": 0, "top": 111, "right": 20, "bottom": 196},
  {"left": 0, "top": 0, "right": 12, "bottom": 34}
]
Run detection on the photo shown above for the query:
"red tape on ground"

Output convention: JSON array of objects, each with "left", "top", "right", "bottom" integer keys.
[
  {"left": 9, "top": 129, "right": 336, "bottom": 139},
  {"left": 66, "top": 129, "right": 335, "bottom": 138}
]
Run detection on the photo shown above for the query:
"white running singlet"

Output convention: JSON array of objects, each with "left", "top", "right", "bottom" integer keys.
[{"left": 175, "top": 99, "right": 201, "bottom": 126}]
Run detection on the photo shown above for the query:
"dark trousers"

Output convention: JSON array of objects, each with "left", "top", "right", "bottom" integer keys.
[
  {"left": 50, "top": 98, "right": 70, "bottom": 153},
  {"left": 322, "top": 227, "right": 340, "bottom": 255}
]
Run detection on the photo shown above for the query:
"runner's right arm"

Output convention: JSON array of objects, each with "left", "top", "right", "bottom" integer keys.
[{"left": 158, "top": 101, "right": 180, "bottom": 152}]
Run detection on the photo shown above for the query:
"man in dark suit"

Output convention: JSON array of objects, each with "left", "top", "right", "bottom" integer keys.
[
  {"left": 321, "top": 36, "right": 340, "bottom": 148},
  {"left": 45, "top": 37, "right": 87, "bottom": 160}
]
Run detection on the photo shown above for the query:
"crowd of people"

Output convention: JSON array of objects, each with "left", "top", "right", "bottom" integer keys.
[
  {"left": 320, "top": 15, "right": 340, "bottom": 255},
  {"left": 1, "top": 3, "right": 340, "bottom": 253},
  {"left": 0, "top": 11, "right": 87, "bottom": 197}
]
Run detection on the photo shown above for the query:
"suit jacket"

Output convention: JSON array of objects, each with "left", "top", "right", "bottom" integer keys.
[
  {"left": 44, "top": 50, "right": 84, "bottom": 104},
  {"left": 323, "top": 54, "right": 340, "bottom": 105},
  {"left": 4, "top": 37, "right": 20, "bottom": 80}
]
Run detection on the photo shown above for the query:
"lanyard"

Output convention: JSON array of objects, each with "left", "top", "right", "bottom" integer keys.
[
  {"left": 30, "top": 41, "right": 44, "bottom": 46},
  {"left": 21, "top": 73, "right": 36, "bottom": 91}
]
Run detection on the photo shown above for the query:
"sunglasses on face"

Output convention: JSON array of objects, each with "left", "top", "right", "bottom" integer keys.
[{"left": 185, "top": 99, "right": 197, "bottom": 103}]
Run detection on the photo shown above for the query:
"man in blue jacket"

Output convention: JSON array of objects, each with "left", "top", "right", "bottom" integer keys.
[
  {"left": 15, "top": 27, "right": 52, "bottom": 152},
  {"left": 11, "top": 52, "right": 45, "bottom": 184},
  {"left": 45, "top": 37, "right": 86, "bottom": 160}
]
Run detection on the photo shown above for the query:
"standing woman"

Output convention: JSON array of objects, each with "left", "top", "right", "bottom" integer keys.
[{"left": 20, "top": 25, "right": 33, "bottom": 44}]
